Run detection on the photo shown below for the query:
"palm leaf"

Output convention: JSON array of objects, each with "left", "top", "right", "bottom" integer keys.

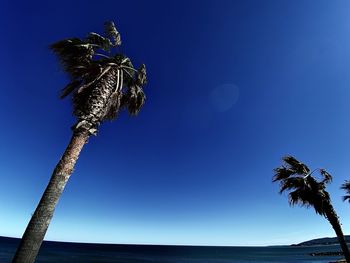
[
  {"left": 50, "top": 38, "right": 93, "bottom": 78},
  {"left": 283, "top": 155, "right": 310, "bottom": 175},
  {"left": 120, "top": 64, "right": 147, "bottom": 116},
  {"left": 60, "top": 80, "right": 82, "bottom": 99},
  {"left": 86, "top": 32, "right": 112, "bottom": 51},
  {"left": 273, "top": 166, "right": 294, "bottom": 182},
  {"left": 288, "top": 185, "right": 327, "bottom": 215},
  {"left": 125, "top": 85, "right": 146, "bottom": 115},
  {"left": 320, "top": 169, "right": 332, "bottom": 184},
  {"left": 341, "top": 181, "right": 350, "bottom": 203},
  {"left": 104, "top": 21, "right": 121, "bottom": 46},
  {"left": 289, "top": 189, "right": 309, "bottom": 206},
  {"left": 312, "top": 197, "right": 328, "bottom": 216},
  {"left": 279, "top": 177, "right": 306, "bottom": 194},
  {"left": 136, "top": 64, "right": 147, "bottom": 86}
]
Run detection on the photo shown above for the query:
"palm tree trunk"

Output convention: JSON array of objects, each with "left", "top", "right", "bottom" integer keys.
[
  {"left": 12, "top": 130, "right": 90, "bottom": 263},
  {"left": 325, "top": 204, "right": 350, "bottom": 263}
]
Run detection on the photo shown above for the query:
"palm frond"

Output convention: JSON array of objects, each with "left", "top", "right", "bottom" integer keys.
[
  {"left": 283, "top": 155, "right": 310, "bottom": 175},
  {"left": 289, "top": 189, "right": 309, "bottom": 206},
  {"left": 120, "top": 59, "right": 136, "bottom": 85},
  {"left": 289, "top": 187, "right": 327, "bottom": 215},
  {"left": 319, "top": 169, "right": 332, "bottom": 184},
  {"left": 104, "top": 21, "right": 121, "bottom": 46},
  {"left": 50, "top": 38, "right": 93, "bottom": 78},
  {"left": 136, "top": 64, "right": 147, "bottom": 86},
  {"left": 341, "top": 181, "right": 350, "bottom": 203},
  {"left": 312, "top": 198, "right": 328, "bottom": 216},
  {"left": 341, "top": 181, "right": 350, "bottom": 191},
  {"left": 125, "top": 85, "right": 146, "bottom": 115},
  {"left": 279, "top": 177, "right": 306, "bottom": 194},
  {"left": 119, "top": 64, "right": 146, "bottom": 116},
  {"left": 273, "top": 166, "right": 294, "bottom": 182},
  {"left": 60, "top": 80, "right": 82, "bottom": 99},
  {"left": 86, "top": 32, "right": 112, "bottom": 51}
]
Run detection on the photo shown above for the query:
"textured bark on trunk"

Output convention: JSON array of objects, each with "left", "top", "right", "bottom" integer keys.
[
  {"left": 12, "top": 130, "right": 90, "bottom": 263},
  {"left": 74, "top": 68, "right": 118, "bottom": 126},
  {"left": 325, "top": 204, "right": 350, "bottom": 263}
]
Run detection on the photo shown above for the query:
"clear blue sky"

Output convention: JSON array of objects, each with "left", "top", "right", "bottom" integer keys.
[{"left": 1, "top": 0, "right": 350, "bottom": 246}]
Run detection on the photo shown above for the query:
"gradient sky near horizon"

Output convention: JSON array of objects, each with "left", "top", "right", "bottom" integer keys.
[{"left": 2, "top": 0, "right": 350, "bottom": 246}]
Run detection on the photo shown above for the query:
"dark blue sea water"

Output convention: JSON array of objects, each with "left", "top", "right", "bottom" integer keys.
[{"left": 0, "top": 237, "right": 343, "bottom": 263}]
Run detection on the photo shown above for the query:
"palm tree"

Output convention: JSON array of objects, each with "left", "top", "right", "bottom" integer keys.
[
  {"left": 273, "top": 156, "right": 350, "bottom": 263},
  {"left": 12, "top": 22, "right": 147, "bottom": 263},
  {"left": 341, "top": 181, "right": 350, "bottom": 203}
]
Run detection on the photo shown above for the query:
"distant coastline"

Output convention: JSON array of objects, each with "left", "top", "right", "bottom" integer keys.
[{"left": 291, "top": 236, "right": 350, "bottom": 247}]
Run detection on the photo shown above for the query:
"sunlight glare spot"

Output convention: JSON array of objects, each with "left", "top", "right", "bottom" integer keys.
[{"left": 210, "top": 84, "right": 239, "bottom": 112}]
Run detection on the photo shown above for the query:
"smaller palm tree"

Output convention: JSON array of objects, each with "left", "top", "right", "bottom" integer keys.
[
  {"left": 341, "top": 181, "right": 350, "bottom": 203},
  {"left": 273, "top": 156, "right": 350, "bottom": 263}
]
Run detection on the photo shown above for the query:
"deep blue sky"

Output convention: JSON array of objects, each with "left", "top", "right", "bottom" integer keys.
[{"left": 2, "top": 0, "right": 350, "bottom": 246}]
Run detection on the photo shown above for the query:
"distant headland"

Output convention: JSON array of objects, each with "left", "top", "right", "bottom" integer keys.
[{"left": 291, "top": 236, "right": 350, "bottom": 247}]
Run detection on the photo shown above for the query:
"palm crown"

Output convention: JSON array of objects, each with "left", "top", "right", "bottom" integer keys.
[
  {"left": 273, "top": 156, "right": 333, "bottom": 216},
  {"left": 50, "top": 21, "right": 146, "bottom": 133},
  {"left": 341, "top": 181, "right": 350, "bottom": 203}
]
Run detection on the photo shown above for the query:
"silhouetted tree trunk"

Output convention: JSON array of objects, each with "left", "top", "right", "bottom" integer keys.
[
  {"left": 12, "top": 130, "right": 90, "bottom": 263},
  {"left": 325, "top": 203, "right": 350, "bottom": 263}
]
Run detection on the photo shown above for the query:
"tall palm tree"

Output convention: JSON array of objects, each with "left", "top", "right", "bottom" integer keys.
[
  {"left": 12, "top": 21, "right": 147, "bottom": 263},
  {"left": 341, "top": 181, "right": 350, "bottom": 203},
  {"left": 273, "top": 156, "right": 350, "bottom": 263}
]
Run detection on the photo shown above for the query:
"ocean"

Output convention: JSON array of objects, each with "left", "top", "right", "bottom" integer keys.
[{"left": 0, "top": 236, "right": 343, "bottom": 263}]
